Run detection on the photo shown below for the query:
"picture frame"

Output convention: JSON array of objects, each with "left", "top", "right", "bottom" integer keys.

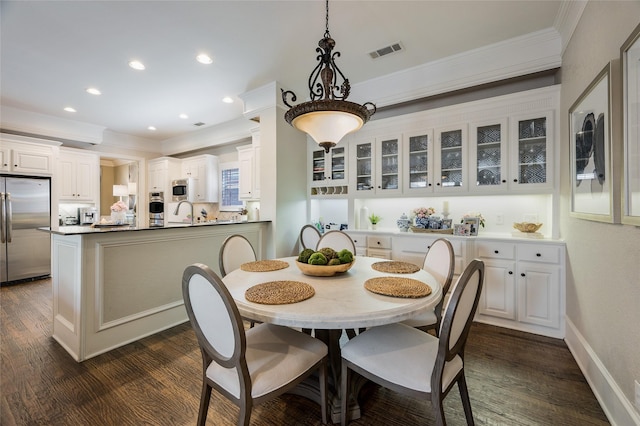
[
  {"left": 462, "top": 217, "right": 479, "bottom": 236},
  {"left": 621, "top": 23, "right": 640, "bottom": 226},
  {"left": 441, "top": 218, "right": 453, "bottom": 230},
  {"left": 453, "top": 223, "right": 470, "bottom": 236},
  {"left": 569, "top": 62, "right": 617, "bottom": 223}
]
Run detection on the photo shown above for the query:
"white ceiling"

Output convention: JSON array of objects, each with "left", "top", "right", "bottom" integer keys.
[{"left": 0, "top": 0, "right": 563, "bottom": 143}]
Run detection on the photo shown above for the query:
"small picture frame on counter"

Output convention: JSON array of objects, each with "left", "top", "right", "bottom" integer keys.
[
  {"left": 462, "top": 217, "right": 480, "bottom": 236},
  {"left": 454, "top": 223, "right": 470, "bottom": 236}
]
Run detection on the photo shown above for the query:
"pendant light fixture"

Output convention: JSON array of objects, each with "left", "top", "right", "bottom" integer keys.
[{"left": 282, "top": 0, "right": 376, "bottom": 153}]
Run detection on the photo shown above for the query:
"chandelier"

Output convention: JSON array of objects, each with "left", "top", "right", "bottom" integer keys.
[{"left": 281, "top": 0, "right": 376, "bottom": 153}]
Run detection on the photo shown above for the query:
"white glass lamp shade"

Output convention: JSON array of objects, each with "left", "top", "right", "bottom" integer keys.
[
  {"left": 292, "top": 110, "right": 363, "bottom": 149},
  {"left": 113, "top": 185, "right": 128, "bottom": 197}
]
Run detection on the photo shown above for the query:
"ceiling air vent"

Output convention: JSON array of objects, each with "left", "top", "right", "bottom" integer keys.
[
  {"left": 193, "top": 122, "right": 205, "bottom": 127},
  {"left": 369, "top": 42, "right": 403, "bottom": 59}
]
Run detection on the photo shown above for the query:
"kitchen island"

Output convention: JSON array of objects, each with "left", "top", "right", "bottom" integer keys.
[{"left": 40, "top": 220, "right": 270, "bottom": 361}]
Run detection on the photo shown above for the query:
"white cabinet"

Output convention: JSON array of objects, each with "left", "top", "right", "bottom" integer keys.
[
  {"left": 434, "top": 125, "right": 468, "bottom": 192},
  {"left": 237, "top": 134, "right": 261, "bottom": 200},
  {"left": 475, "top": 239, "right": 565, "bottom": 338},
  {"left": 0, "top": 141, "right": 55, "bottom": 175},
  {"left": 508, "top": 111, "right": 554, "bottom": 191},
  {"left": 147, "top": 157, "right": 181, "bottom": 196},
  {"left": 350, "top": 134, "right": 402, "bottom": 196},
  {"left": 58, "top": 148, "right": 99, "bottom": 202},
  {"left": 402, "top": 129, "right": 435, "bottom": 194},
  {"left": 469, "top": 119, "right": 508, "bottom": 192},
  {"left": 181, "top": 154, "right": 219, "bottom": 202},
  {"left": 392, "top": 234, "right": 466, "bottom": 280},
  {"left": 366, "top": 235, "right": 392, "bottom": 259},
  {"left": 308, "top": 143, "right": 348, "bottom": 187}
]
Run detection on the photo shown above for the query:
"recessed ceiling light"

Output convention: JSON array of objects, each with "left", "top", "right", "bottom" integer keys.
[
  {"left": 196, "top": 54, "right": 213, "bottom": 64},
  {"left": 86, "top": 87, "right": 101, "bottom": 95},
  {"left": 179, "top": 113, "right": 189, "bottom": 119},
  {"left": 222, "top": 96, "right": 233, "bottom": 104},
  {"left": 129, "top": 60, "right": 145, "bottom": 70},
  {"left": 64, "top": 107, "right": 76, "bottom": 113},
  {"left": 147, "top": 126, "right": 157, "bottom": 131}
]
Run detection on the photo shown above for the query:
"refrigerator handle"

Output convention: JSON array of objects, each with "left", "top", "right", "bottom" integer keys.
[
  {"left": 0, "top": 192, "right": 5, "bottom": 243},
  {"left": 4, "top": 193, "right": 11, "bottom": 243}
]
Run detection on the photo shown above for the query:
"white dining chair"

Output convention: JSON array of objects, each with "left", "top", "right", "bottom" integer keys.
[
  {"left": 219, "top": 234, "right": 257, "bottom": 277},
  {"left": 300, "top": 224, "right": 322, "bottom": 250},
  {"left": 340, "top": 259, "right": 485, "bottom": 426},
  {"left": 401, "top": 238, "right": 455, "bottom": 336},
  {"left": 316, "top": 230, "right": 356, "bottom": 254},
  {"left": 182, "top": 263, "right": 328, "bottom": 426}
]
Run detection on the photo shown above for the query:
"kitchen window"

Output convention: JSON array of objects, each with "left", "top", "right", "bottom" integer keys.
[{"left": 220, "top": 162, "right": 243, "bottom": 211}]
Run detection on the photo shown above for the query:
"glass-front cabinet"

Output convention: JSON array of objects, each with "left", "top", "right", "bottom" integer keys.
[
  {"left": 509, "top": 112, "right": 553, "bottom": 190},
  {"left": 470, "top": 119, "right": 507, "bottom": 192},
  {"left": 309, "top": 143, "right": 348, "bottom": 186},
  {"left": 351, "top": 135, "right": 402, "bottom": 196},
  {"left": 434, "top": 125, "right": 468, "bottom": 192},
  {"left": 403, "top": 129, "right": 434, "bottom": 194}
]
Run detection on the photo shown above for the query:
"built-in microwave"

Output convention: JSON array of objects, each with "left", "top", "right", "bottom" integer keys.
[{"left": 171, "top": 178, "right": 196, "bottom": 202}]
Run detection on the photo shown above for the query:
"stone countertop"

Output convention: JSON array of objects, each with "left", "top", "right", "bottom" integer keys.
[
  {"left": 39, "top": 220, "right": 271, "bottom": 236},
  {"left": 345, "top": 228, "right": 565, "bottom": 243}
]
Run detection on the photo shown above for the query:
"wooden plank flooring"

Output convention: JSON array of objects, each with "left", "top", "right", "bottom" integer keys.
[{"left": 1, "top": 278, "right": 609, "bottom": 425}]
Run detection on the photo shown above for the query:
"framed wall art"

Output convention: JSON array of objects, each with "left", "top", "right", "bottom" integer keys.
[
  {"left": 621, "top": 23, "right": 640, "bottom": 226},
  {"left": 569, "top": 62, "right": 617, "bottom": 223}
]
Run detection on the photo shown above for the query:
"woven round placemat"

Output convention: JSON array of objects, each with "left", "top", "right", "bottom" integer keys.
[
  {"left": 240, "top": 260, "right": 289, "bottom": 272},
  {"left": 371, "top": 261, "right": 420, "bottom": 274},
  {"left": 245, "top": 281, "right": 315, "bottom": 305},
  {"left": 364, "top": 277, "right": 432, "bottom": 298}
]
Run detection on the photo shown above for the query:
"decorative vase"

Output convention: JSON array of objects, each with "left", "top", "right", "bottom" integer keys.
[
  {"left": 371, "top": 223, "right": 377, "bottom": 230},
  {"left": 111, "top": 210, "right": 126, "bottom": 225},
  {"left": 415, "top": 216, "right": 430, "bottom": 228},
  {"left": 396, "top": 213, "right": 410, "bottom": 232}
]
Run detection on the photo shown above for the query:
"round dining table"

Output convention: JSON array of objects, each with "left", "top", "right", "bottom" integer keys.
[{"left": 222, "top": 255, "right": 441, "bottom": 423}]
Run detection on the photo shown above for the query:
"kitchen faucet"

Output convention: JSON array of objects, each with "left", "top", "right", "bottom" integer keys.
[{"left": 174, "top": 200, "right": 194, "bottom": 225}]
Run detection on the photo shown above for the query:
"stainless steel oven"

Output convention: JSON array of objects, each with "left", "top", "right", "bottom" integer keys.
[{"left": 149, "top": 192, "right": 164, "bottom": 227}]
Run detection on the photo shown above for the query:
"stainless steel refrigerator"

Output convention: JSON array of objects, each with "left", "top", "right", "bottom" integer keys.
[{"left": 0, "top": 175, "right": 51, "bottom": 285}]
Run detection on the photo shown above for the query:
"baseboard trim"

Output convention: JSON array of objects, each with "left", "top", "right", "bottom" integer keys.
[{"left": 564, "top": 317, "right": 640, "bottom": 426}]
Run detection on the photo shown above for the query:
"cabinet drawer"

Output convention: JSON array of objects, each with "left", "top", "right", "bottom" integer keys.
[
  {"left": 476, "top": 242, "right": 516, "bottom": 260},
  {"left": 367, "top": 236, "right": 391, "bottom": 249},
  {"left": 517, "top": 244, "right": 561, "bottom": 264},
  {"left": 367, "top": 248, "right": 392, "bottom": 259},
  {"left": 350, "top": 235, "right": 367, "bottom": 248}
]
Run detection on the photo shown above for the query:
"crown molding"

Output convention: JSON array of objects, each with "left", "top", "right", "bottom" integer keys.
[
  {"left": 350, "top": 28, "right": 562, "bottom": 109},
  {"left": 554, "top": 0, "right": 588, "bottom": 55}
]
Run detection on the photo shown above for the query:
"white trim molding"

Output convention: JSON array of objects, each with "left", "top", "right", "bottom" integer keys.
[{"left": 565, "top": 317, "right": 640, "bottom": 426}]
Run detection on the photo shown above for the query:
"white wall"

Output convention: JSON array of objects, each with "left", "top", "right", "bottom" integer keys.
[{"left": 560, "top": 2, "right": 640, "bottom": 424}]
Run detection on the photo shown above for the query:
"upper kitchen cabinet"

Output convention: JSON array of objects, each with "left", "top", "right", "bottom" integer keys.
[
  {"left": 0, "top": 139, "right": 57, "bottom": 176},
  {"left": 402, "top": 129, "right": 434, "bottom": 194},
  {"left": 469, "top": 119, "right": 508, "bottom": 192},
  {"left": 350, "top": 134, "right": 402, "bottom": 197},
  {"left": 309, "top": 144, "right": 348, "bottom": 187},
  {"left": 237, "top": 133, "right": 261, "bottom": 200},
  {"left": 434, "top": 125, "right": 468, "bottom": 193},
  {"left": 508, "top": 112, "right": 553, "bottom": 191},
  {"left": 181, "top": 154, "right": 219, "bottom": 202},
  {"left": 58, "top": 148, "right": 99, "bottom": 202},
  {"left": 148, "top": 157, "right": 181, "bottom": 195}
]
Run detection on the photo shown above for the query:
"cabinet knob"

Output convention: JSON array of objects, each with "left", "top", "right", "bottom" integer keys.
[
  {"left": 536, "top": 253, "right": 541, "bottom": 257},
  {"left": 378, "top": 185, "right": 381, "bottom": 189},
  {"left": 436, "top": 182, "right": 441, "bottom": 186},
  {"left": 494, "top": 250, "right": 499, "bottom": 254},
  {"left": 427, "top": 245, "right": 431, "bottom": 249},
  {"left": 521, "top": 273, "right": 526, "bottom": 277},
  {"left": 513, "top": 179, "right": 518, "bottom": 183},
  {"left": 428, "top": 183, "right": 432, "bottom": 187},
  {"left": 377, "top": 241, "right": 381, "bottom": 245},
  {"left": 501, "top": 179, "right": 506, "bottom": 183},
  {"left": 508, "top": 271, "right": 513, "bottom": 275},
  {"left": 354, "top": 240, "right": 358, "bottom": 243}
]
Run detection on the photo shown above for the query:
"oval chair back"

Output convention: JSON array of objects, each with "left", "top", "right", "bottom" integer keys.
[{"left": 219, "top": 234, "right": 257, "bottom": 277}]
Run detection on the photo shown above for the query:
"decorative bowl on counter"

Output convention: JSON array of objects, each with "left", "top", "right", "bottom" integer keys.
[
  {"left": 513, "top": 222, "right": 543, "bottom": 233},
  {"left": 295, "top": 260, "right": 355, "bottom": 277}
]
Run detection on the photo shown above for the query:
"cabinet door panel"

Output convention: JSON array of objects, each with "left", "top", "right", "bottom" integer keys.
[
  {"left": 403, "top": 130, "right": 434, "bottom": 194},
  {"left": 470, "top": 120, "right": 507, "bottom": 192},
  {"left": 517, "top": 264, "right": 560, "bottom": 328},
  {"left": 479, "top": 260, "right": 516, "bottom": 319},
  {"left": 509, "top": 112, "right": 553, "bottom": 190}
]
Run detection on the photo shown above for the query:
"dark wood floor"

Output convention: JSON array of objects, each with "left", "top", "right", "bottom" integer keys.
[{"left": 1, "top": 278, "right": 609, "bottom": 426}]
